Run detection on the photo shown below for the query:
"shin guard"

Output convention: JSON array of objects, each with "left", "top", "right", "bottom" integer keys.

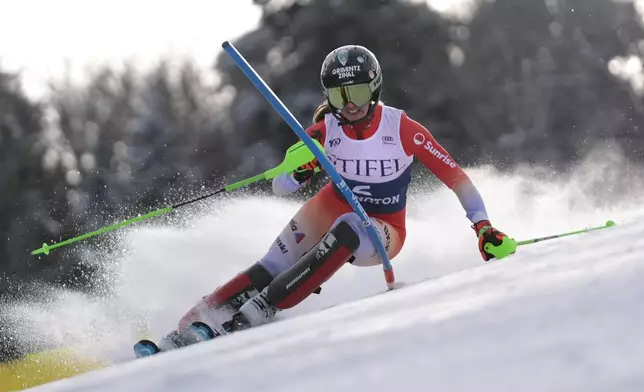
[
  {"left": 205, "top": 263, "right": 273, "bottom": 309},
  {"left": 178, "top": 263, "right": 273, "bottom": 329},
  {"left": 266, "top": 221, "right": 360, "bottom": 310}
]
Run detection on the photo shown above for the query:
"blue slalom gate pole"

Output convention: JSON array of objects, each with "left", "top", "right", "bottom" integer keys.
[{"left": 222, "top": 41, "right": 396, "bottom": 290}]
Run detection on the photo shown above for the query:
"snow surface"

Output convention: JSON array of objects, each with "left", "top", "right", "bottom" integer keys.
[{"left": 13, "top": 151, "right": 644, "bottom": 392}]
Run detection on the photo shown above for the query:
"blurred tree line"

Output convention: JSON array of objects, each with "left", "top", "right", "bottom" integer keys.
[{"left": 1, "top": 0, "right": 644, "bottom": 302}]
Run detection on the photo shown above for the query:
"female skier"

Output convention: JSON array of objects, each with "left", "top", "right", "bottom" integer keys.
[{"left": 168, "top": 45, "right": 515, "bottom": 345}]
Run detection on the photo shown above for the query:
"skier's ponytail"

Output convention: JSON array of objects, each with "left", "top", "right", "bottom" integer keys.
[{"left": 312, "top": 101, "right": 331, "bottom": 124}]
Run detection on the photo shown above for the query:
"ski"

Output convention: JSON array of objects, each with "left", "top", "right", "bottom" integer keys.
[
  {"left": 132, "top": 282, "right": 409, "bottom": 359},
  {"left": 132, "top": 321, "right": 221, "bottom": 358},
  {"left": 190, "top": 321, "right": 221, "bottom": 341},
  {"left": 133, "top": 339, "right": 161, "bottom": 358}
]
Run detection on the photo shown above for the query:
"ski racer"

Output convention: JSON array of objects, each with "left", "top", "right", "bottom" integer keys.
[{"left": 167, "top": 45, "right": 516, "bottom": 345}]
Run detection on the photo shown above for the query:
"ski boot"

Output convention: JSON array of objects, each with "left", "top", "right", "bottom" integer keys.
[
  {"left": 177, "top": 263, "right": 274, "bottom": 330},
  {"left": 222, "top": 287, "right": 277, "bottom": 333}
]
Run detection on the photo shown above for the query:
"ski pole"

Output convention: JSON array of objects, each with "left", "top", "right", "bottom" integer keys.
[
  {"left": 484, "top": 219, "right": 616, "bottom": 259},
  {"left": 515, "top": 219, "right": 616, "bottom": 246},
  {"left": 31, "top": 139, "right": 323, "bottom": 256},
  {"left": 222, "top": 40, "right": 397, "bottom": 290}
]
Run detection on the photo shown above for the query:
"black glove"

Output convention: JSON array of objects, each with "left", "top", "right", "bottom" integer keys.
[
  {"left": 472, "top": 220, "right": 515, "bottom": 261},
  {"left": 293, "top": 159, "right": 320, "bottom": 184}
]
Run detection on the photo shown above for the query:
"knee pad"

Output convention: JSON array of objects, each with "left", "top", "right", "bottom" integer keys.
[
  {"left": 331, "top": 212, "right": 381, "bottom": 265},
  {"left": 331, "top": 212, "right": 366, "bottom": 234},
  {"left": 266, "top": 220, "right": 360, "bottom": 309},
  {"left": 331, "top": 213, "right": 363, "bottom": 263}
]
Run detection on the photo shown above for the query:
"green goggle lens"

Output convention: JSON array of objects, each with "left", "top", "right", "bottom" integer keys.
[{"left": 327, "top": 83, "right": 373, "bottom": 109}]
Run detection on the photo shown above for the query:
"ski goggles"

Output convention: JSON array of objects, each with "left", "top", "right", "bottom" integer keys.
[{"left": 326, "top": 83, "right": 373, "bottom": 109}]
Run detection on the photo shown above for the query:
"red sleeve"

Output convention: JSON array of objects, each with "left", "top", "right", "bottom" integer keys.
[
  {"left": 400, "top": 112, "right": 469, "bottom": 190},
  {"left": 305, "top": 120, "right": 327, "bottom": 145}
]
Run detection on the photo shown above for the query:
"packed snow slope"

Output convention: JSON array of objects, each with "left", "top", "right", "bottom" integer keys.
[{"left": 15, "top": 150, "right": 644, "bottom": 392}]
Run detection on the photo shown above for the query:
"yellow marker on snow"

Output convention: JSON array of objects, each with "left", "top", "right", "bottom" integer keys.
[{"left": 0, "top": 347, "right": 108, "bottom": 391}]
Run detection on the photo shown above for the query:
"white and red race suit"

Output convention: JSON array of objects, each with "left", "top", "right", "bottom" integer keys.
[{"left": 264, "top": 102, "right": 489, "bottom": 274}]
